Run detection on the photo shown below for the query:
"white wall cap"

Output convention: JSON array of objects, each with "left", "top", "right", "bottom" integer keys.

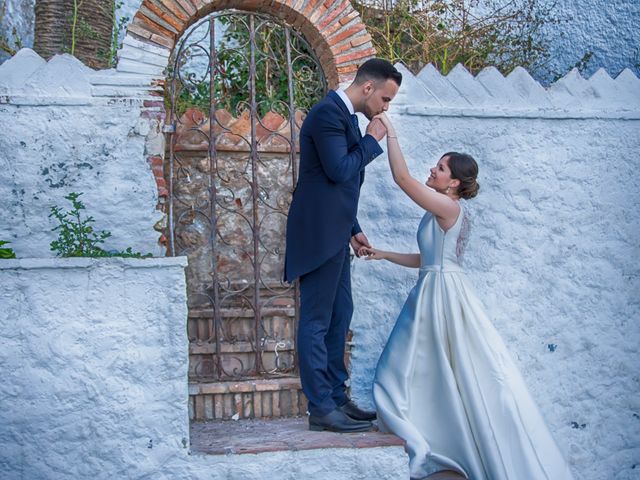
[
  {"left": 21, "top": 53, "right": 93, "bottom": 98},
  {"left": 417, "top": 63, "right": 471, "bottom": 107},
  {"left": 393, "top": 62, "right": 441, "bottom": 107},
  {"left": 0, "top": 256, "right": 188, "bottom": 270},
  {"left": 586, "top": 68, "right": 631, "bottom": 107},
  {"left": 476, "top": 66, "right": 526, "bottom": 107},
  {"left": 613, "top": 68, "right": 640, "bottom": 107},
  {"left": 0, "top": 48, "right": 47, "bottom": 93},
  {"left": 446, "top": 63, "right": 494, "bottom": 106},
  {"left": 547, "top": 68, "right": 591, "bottom": 109},
  {"left": 506, "top": 66, "right": 552, "bottom": 107}
]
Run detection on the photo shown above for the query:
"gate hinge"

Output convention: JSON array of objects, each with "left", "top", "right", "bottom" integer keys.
[{"left": 162, "top": 122, "right": 176, "bottom": 134}]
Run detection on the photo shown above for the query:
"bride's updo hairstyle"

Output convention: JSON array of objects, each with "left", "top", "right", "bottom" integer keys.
[{"left": 443, "top": 152, "right": 480, "bottom": 199}]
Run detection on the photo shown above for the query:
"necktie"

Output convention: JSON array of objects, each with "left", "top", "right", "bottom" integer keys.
[{"left": 350, "top": 114, "right": 359, "bottom": 133}]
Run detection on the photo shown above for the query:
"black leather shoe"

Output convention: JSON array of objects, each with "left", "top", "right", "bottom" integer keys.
[
  {"left": 309, "top": 408, "right": 373, "bottom": 432},
  {"left": 338, "top": 400, "right": 377, "bottom": 421}
]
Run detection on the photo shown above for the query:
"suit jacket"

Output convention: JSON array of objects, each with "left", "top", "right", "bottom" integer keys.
[{"left": 284, "top": 90, "right": 383, "bottom": 282}]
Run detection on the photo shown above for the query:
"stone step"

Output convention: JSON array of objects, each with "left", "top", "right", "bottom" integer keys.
[
  {"left": 189, "top": 417, "right": 409, "bottom": 479},
  {"left": 189, "top": 377, "right": 306, "bottom": 420}
]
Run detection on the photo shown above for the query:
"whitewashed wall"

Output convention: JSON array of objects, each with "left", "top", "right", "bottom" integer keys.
[
  {"left": 2, "top": 0, "right": 639, "bottom": 82},
  {"left": 349, "top": 64, "right": 640, "bottom": 480},
  {"left": 0, "top": 48, "right": 166, "bottom": 258},
  {"left": 0, "top": 258, "right": 408, "bottom": 479},
  {"left": 1, "top": 30, "right": 639, "bottom": 480},
  {"left": 0, "top": 257, "right": 191, "bottom": 479}
]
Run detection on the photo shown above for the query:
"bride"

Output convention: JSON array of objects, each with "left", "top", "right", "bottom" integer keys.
[{"left": 359, "top": 113, "right": 574, "bottom": 480}]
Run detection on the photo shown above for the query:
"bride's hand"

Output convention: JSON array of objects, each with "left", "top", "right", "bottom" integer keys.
[
  {"left": 373, "top": 113, "right": 396, "bottom": 137},
  {"left": 358, "top": 246, "right": 384, "bottom": 260}
]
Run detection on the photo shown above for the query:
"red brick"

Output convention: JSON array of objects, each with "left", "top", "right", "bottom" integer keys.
[
  {"left": 149, "top": 32, "right": 175, "bottom": 49},
  {"left": 328, "top": 21, "right": 364, "bottom": 47},
  {"left": 147, "top": 155, "right": 164, "bottom": 167},
  {"left": 127, "top": 22, "right": 153, "bottom": 40},
  {"left": 317, "top": 0, "right": 348, "bottom": 31},
  {"left": 322, "top": 12, "right": 351, "bottom": 38},
  {"left": 309, "top": 4, "right": 328, "bottom": 25},
  {"left": 132, "top": 12, "right": 176, "bottom": 40},
  {"left": 350, "top": 33, "right": 372, "bottom": 48},
  {"left": 143, "top": 0, "right": 186, "bottom": 31},
  {"left": 174, "top": 0, "right": 197, "bottom": 16},
  {"left": 155, "top": 0, "right": 190, "bottom": 21},
  {"left": 335, "top": 47, "right": 375, "bottom": 65},
  {"left": 302, "top": 0, "right": 319, "bottom": 18},
  {"left": 330, "top": 40, "right": 354, "bottom": 56},
  {"left": 338, "top": 8, "right": 358, "bottom": 26},
  {"left": 190, "top": 0, "right": 207, "bottom": 12}
]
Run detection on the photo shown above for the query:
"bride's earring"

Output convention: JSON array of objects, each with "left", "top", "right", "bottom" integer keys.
[{"left": 446, "top": 185, "right": 451, "bottom": 194}]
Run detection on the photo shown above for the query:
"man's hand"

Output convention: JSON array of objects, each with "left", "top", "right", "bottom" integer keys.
[
  {"left": 365, "top": 117, "right": 387, "bottom": 142},
  {"left": 350, "top": 232, "right": 371, "bottom": 258}
]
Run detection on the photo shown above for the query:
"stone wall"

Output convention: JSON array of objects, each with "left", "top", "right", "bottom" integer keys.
[
  {"left": 349, "top": 63, "right": 640, "bottom": 480},
  {"left": 0, "top": 257, "right": 190, "bottom": 479},
  {"left": 0, "top": 1, "right": 639, "bottom": 477},
  {"left": 0, "top": 257, "right": 407, "bottom": 479},
  {"left": 0, "top": 48, "right": 167, "bottom": 258},
  {"left": 3, "top": 0, "right": 639, "bottom": 82}
]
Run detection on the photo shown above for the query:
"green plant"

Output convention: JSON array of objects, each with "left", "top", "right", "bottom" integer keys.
[
  {"left": 168, "top": 13, "right": 325, "bottom": 118},
  {"left": 0, "top": 241, "right": 16, "bottom": 259},
  {"left": 69, "top": 0, "right": 87, "bottom": 56},
  {"left": 109, "top": 1, "right": 129, "bottom": 67},
  {"left": 98, "top": 1, "right": 130, "bottom": 67},
  {"left": 49, "top": 192, "right": 151, "bottom": 258},
  {"left": 354, "top": 0, "right": 561, "bottom": 77}
]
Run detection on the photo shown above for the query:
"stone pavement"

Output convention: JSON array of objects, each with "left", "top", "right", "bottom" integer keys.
[{"left": 190, "top": 416, "right": 405, "bottom": 455}]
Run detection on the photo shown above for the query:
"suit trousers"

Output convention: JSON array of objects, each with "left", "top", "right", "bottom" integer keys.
[{"left": 298, "top": 245, "right": 353, "bottom": 417}]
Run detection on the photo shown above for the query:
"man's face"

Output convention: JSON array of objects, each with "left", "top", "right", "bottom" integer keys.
[{"left": 361, "top": 79, "right": 399, "bottom": 120}]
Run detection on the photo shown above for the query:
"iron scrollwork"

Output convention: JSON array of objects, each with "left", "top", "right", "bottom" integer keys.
[{"left": 166, "top": 10, "right": 326, "bottom": 382}]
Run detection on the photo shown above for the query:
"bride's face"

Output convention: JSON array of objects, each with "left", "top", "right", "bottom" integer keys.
[{"left": 426, "top": 156, "right": 454, "bottom": 192}]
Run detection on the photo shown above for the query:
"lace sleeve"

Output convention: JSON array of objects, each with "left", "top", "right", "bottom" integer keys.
[{"left": 455, "top": 201, "right": 471, "bottom": 263}]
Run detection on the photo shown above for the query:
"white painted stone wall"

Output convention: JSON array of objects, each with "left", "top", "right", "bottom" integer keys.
[
  {"left": 0, "top": 257, "right": 190, "bottom": 479},
  {"left": 349, "top": 64, "right": 640, "bottom": 480},
  {"left": 0, "top": 259, "right": 408, "bottom": 480},
  {"left": 0, "top": 48, "right": 167, "bottom": 258},
  {"left": 1, "top": 19, "right": 639, "bottom": 480},
  {"left": 2, "top": 0, "right": 639, "bottom": 82}
]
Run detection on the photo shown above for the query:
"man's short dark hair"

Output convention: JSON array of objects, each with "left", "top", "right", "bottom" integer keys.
[{"left": 353, "top": 58, "right": 402, "bottom": 87}]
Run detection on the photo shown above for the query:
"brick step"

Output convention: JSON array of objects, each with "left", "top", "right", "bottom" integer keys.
[{"left": 189, "top": 377, "right": 306, "bottom": 420}]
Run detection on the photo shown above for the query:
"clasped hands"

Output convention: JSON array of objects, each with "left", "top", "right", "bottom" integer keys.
[
  {"left": 351, "top": 233, "right": 383, "bottom": 260},
  {"left": 365, "top": 113, "right": 395, "bottom": 141}
]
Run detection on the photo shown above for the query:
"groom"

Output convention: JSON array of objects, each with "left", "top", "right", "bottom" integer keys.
[{"left": 285, "top": 58, "right": 402, "bottom": 432}]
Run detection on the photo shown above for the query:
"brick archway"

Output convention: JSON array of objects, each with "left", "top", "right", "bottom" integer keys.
[{"left": 124, "top": 0, "right": 375, "bottom": 87}]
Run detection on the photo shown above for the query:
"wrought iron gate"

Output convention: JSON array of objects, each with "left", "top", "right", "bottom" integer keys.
[{"left": 165, "top": 11, "right": 326, "bottom": 382}]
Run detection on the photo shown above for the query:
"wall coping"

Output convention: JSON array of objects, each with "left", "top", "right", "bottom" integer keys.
[
  {"left": 398, "top": 105, "right": 640, "bottom": 120},
  {"left": 0, "top": 256, "right": 188, "bottom": 270},
  {"left": 1, "top": 50, "right": 638, "bottom": 116}
]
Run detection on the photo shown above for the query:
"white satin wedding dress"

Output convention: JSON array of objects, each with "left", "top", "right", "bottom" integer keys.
[{"left": 373, "top": 202, "right": 573, "bottom": 480}]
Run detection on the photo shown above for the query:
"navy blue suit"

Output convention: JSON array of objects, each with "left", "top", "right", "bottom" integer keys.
[{"left": 284, "top": 90, "right": 383, "bottom": 416}]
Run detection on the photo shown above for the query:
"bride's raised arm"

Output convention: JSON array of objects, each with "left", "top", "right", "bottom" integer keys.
[{"left": 376, "top": 113, "right": 460, "bottom": 228}]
